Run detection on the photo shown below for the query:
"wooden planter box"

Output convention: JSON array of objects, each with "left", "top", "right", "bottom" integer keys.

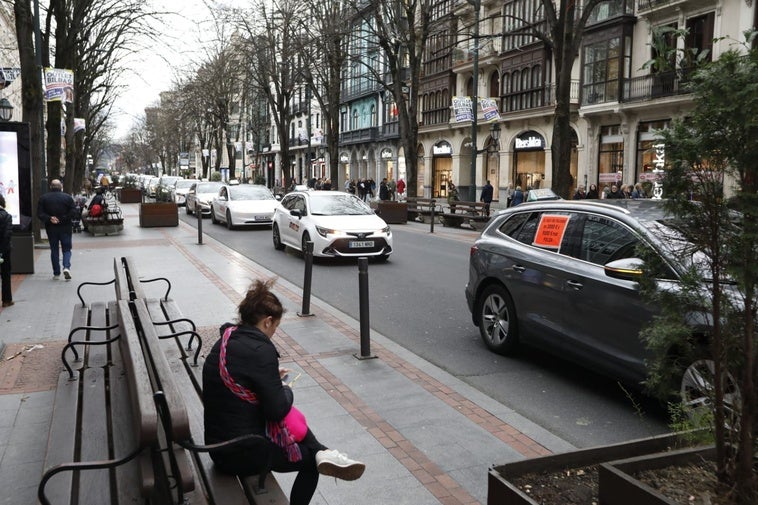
[
  {"left": 118, "top": 187, "right": 143, "bottom": 203},
  {"left": 598, "top": 445, "right": 716, "bottom": 505},
  {"left": 488, "top": 432, "right": 697, "bottom": 505},
  {"left": 376, "top": 201, "right": 408, "bottom": 224},
  {"left": 139, "top": 202, "right": 178, "bottom": 227}
]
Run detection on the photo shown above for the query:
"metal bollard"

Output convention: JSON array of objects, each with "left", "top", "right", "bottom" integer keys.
[
  {"left": 197, "top": 206, "right": 203, "bottom": 244},
  {"left": 355, "top": 257, "right": 376, "bottom": 360},
  {"left": 298, "top": 241, "right": 315, "bottom": 317},
  {"left": 430, "top": 199, "right": 436, "bottom": 233}
]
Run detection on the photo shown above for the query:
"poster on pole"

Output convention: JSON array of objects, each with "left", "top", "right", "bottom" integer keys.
[
  {"left": 452, "top": 96, "right": 474, "bottom": 123},
  {"left": 480, "top": 98, "right": 500, "bottom": 122},
  {"left": 44, "top": 68, "right": 74, "bottom": 103}
]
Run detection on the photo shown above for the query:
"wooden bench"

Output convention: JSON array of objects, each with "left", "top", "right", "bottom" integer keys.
[
  {"left": 406, "top": 197, "right": 442, "bottom": 223},
  {"left": 38, "top": 259, "right": 162, "bottom": 505},
  {"left": 441, "top": 201, "right": 491, "bottom": 230},
  {"left": 124, "top": 257, "right": 290, "bottom": 504}
]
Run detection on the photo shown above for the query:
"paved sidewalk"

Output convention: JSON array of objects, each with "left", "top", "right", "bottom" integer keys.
[{"left": 0, "top": 203, "right": 574, "bottom": 505}]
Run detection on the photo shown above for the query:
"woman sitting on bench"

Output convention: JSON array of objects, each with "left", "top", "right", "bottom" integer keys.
[{"left": 203, "top": 278, "right": 365, "bottom": 505}]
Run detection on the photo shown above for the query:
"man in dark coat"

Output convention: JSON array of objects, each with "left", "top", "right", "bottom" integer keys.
[
  {"left": 37, "top": 179, "right": 77, "bottom": 280},
  {"left": 480, "top": 180, "right": 494, "bottom": 216}
]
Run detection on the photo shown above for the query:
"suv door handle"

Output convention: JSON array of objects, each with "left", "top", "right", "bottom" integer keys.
[
  {"left": 512, "top": 265, "right": 526, "bottom": 273},
  {"left": 566, "top": 280, "right": 583, "bottom": 290}
]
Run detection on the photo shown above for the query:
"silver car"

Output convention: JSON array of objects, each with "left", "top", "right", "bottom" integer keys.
[{"left": 465, "top": 199, "right": 701, "bottom": 388}]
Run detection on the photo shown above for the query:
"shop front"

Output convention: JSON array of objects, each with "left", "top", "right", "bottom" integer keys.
[
  {"left": 513, "top": 131, "right": 546, "bottom": 191},
  {"left": 432, "top": 141, "right": 453, "bottom": 199}
]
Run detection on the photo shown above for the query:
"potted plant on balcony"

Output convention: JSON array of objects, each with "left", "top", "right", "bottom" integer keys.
[{"left": 139, "top": 182, "right": 178, "bottom": 227}]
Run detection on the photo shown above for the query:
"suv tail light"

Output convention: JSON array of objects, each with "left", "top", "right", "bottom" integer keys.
[{"left": 470, "top": 244, "right": 479, "bottom": 257}]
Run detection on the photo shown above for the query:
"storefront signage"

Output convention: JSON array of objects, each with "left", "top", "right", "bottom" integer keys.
[
  {"left": 533, "top": 214, "right": 570, "bottom": 249},
  {"left": 433, "top": 141, "right": 452, "bottom": 156},
  {"left": 515, "top": 132, "right": 545, "bottom": 150},
  {"left": 380, "top": 148, "right": 393, "bottom": 159}
]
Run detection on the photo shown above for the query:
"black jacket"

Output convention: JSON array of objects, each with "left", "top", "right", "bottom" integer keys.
[
  {"left": 203, "top": 323, "right": 293, "bottom": 449},
  {"left": 37, "top": 189, "right": 77, "bottom": 231},
  {"left": 0, "top": 208, "right": 11, "bottom": 255}
]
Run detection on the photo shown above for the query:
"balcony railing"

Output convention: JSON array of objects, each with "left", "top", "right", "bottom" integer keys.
[
  {"left": 501, "top": 80, "right": 580, "bottom": 114},
  {"left": 339, "top": 127, "right": 379, "bottom": 145},
  {"left": 341, "top": 80, "right": 381, "bottom": 102},
  {"left": 379, "top": 121, "right": 399, "bottom": 140},
  {"left": 621, "top": 71, "right": 692, "bottom": 103}
]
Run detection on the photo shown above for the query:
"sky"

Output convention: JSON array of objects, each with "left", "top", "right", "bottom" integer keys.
[{"left": 111, "top": 0, "right": 243, "bottom": 139}]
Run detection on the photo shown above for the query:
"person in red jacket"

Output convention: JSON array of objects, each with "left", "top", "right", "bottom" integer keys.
[
  {"left": 396, "top": 178, "right": 406, "bottom": 200},
  {"left": 203, "top": 279, "right": 365, "bottom": 505}
]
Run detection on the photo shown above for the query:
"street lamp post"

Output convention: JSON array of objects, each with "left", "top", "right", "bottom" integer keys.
[
  {"left": 467, "top": 0, "right": 481, "bottom": 202},
  {"left": 306, "top": 85, "right": 312, "bottom": 184}
]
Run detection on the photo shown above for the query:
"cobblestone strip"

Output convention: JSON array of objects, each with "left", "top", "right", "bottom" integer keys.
[
  {"left": 318, "top": 310, "right": 552, "bottom": 459},
  {"left": 275, "top": 333, "right": 480, "bottom": 505}
]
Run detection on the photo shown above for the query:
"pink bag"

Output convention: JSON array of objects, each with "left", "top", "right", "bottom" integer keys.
[{"left": 284, "top": 406, "right": 308, "bottom": 442}]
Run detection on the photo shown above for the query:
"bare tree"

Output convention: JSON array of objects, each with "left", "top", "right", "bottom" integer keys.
[
  {"left": 293, "top": 0, "right": 351, "bottom": 186},
  {"left": 237, "top": 0, "right": 301, "bottom": 187},
  {"left": 349, "top": 0, "right": 438, "bottom": 199},
  {"left": 12, "top": 0, "right": 45, "bottom": 239}
]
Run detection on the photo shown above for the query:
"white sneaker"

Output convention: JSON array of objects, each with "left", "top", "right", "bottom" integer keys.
[
  {"left": 315, "top": 450, "right": 365, "bottom": 481},
  {"left": 53, "top": 274, "right": 61, "bottom": 280},
  {"left": 63, "top": 268, "right": 71, "bottom": 280}
]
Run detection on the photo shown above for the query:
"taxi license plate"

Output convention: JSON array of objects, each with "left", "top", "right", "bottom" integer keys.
[
  {"left": 254, "top": 215, "right": 269, "bottom": 221},
  {"left": 349, "top": 240, "right": 374, "bottom": 248}
]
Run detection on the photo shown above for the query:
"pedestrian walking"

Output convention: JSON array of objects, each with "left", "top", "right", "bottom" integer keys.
[
  {"left": 480, "top": 180, "right": 494, "bottom": 216},
  {"left": 511, "top": 185, "right": 524, "bottom": 207},
  {"left": 396, "top": 178, "right": 406, "bottom": 200},
  {"left": 37, "top": 179, "right": 77, "bottom": 280},
  {"left": 203, "top": 279, "right": 365, "bottom": 504},
  {"left": 387, "top": 178, "right": 396, "bottom": 201},
  {"left": 0, "top": 195, "right": 12, "bottom": 307}
]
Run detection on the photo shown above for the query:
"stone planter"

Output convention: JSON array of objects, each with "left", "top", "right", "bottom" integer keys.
[
  {"left": 118, "top": 187, "right": 143, "bottom": 204},
  {"left": 376, "top": 201, "right": 408, "bottom": 224},
  {"left": 488, "top": 432, "right": 697, "bottom": 505},
  {"left": 598, "top": 445, "right": 716, "bottom": 505},
  {"left": 139, "top": 202, "right": 178, "bottom": 227}
]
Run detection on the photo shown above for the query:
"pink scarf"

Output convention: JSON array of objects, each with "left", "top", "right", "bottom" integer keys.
[{"left": 218, "top": 325, "right": 302, "bottom": 462}]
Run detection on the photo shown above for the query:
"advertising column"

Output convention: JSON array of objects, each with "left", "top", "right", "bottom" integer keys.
[{"left": 0, "top": 122, "right": 34, "bottom": 273}]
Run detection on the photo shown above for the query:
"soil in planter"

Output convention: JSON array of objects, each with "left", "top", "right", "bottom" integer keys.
[
  {"left": 512, "top": 460, "right": 730, "bottom": 505},
  {"left": 634, "top": 459, "right": 731, "bottom": 505},
  {"left": 510, "top": 465, "right": 599, "bottom": 504}
]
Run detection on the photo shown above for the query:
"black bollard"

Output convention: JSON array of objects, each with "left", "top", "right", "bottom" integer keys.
[
  {"left": 197, "top": 206, "right": 203, "bottom": 244},
  {"left": 355, "top": 257, "right": 376, "bottom": 360},
  {"left": 298, "top": 241, "right": 315, "bottom": 317},
  {"left": 430, "top": 199, "right": 436, "bottom": 233}
]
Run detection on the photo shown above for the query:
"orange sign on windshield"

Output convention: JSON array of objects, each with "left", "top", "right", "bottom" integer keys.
[{"left": 533, "top": 214, "right": 570, "bottom": 249}]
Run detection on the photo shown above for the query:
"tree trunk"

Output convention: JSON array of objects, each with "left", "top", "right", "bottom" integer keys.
[{"left": 14, "top": 0, "right": 45, "bottom": 240}]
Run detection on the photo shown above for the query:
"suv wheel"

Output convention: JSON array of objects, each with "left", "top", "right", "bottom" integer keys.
[
  {"left": 477, "top": 284, "right": 519, "bottom": 354},
  {"left": 681, "top": 359, "right": 741, "bottom": 431}
]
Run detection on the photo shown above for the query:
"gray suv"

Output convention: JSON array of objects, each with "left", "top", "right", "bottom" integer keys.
[{"left": 466, "top": 199, "right": 689, "bottom": 387}]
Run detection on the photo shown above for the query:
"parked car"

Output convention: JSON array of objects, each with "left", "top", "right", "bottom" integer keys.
[
  {"left": 172, "top": 179, "right": 200, "bottom": 206},
  {"left": 210, "top": 184, "right": 282, "bottom": 229},
  {"left": 272, "top": 190, "right": 393, "bottom": 260},
  {"left": 186, "top": 181, "right": 223, "bottom": 216},
  {"left": 465, "top": 199, "right": 712, "bottom": 391}
]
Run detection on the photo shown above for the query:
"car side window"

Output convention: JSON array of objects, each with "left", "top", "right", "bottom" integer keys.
[
  {"left": 281, "top": 195, "right": 295, "bottom": 210},
  {"left": 511, "top": 213, "right": 541, "bottom": 245},
  {"left": 497, "top": 212, "right": 531, "bottom": 239},
  {"left": 580, "top": 215, "right": 639, "bottom": 266},
  {"left": 294, "top": 196, "right": 307, "bottom": 214}
]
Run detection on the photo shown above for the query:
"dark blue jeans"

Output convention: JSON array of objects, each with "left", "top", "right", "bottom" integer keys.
[{"left": 46, "top": 227, "right": 72, "bottom": 276}]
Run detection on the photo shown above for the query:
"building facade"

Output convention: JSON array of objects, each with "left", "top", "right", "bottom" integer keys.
[{"left": 414, "top": 0, "right": 757, "bottom": 205}]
